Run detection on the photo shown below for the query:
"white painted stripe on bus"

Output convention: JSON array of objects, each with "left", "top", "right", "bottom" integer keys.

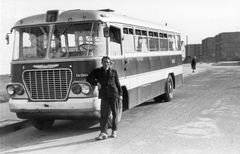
[
  {"left": 123, "top": 51, "right": 182, "bottom": 58},
  {"left": 119, "top": 65, "right": 182, "bottom": 90}
]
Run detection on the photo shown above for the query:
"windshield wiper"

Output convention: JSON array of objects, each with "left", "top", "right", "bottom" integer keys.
[{"left": 60, "top": 18, "right": 73, "bottom": 35}]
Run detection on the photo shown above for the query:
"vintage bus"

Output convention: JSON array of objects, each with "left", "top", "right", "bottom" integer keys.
[{"left": 6, "top": 9, "right": 183, "bottom": 130}]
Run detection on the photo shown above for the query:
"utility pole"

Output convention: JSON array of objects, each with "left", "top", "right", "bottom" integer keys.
[{"left": 185, "top": 35, "right": 188, "bottom": 61}]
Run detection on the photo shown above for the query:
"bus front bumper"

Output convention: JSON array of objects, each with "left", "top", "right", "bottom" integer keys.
[{"left": 8, "top": 97, "right": 101, "bottom": 120}]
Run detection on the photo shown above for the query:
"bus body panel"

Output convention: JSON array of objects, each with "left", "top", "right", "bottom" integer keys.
[
  {"left": 8, "top": 54, "right": 183, "bottom": 119},
  {"left": 7, "top": 9, "right": 183, "bottom": 121},
  {"left": 14, "top": 10, "right": 180, "bottom": 34},
  {"left": 119, "top": 52, "right": 183, "bottom": 109},
  {"left": 124, "top": 57, "right": 137, "bottom": 76},
  {"left": 110, "top": 58, "right": 125, "bottom": 78}
]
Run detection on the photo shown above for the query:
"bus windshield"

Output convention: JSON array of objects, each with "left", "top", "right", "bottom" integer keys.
[
  {"left": 13, "top": 26, "right": 49, "bottom": 60},
  {"left": 13, "top": 22, "right": 106, "bottom": 60}
]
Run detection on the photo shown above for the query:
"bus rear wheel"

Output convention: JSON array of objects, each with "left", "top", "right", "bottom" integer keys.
[
  {"left": 108, "top": 98, "right": 123, "bottom": 128},
  {"left": 154, "top": 75, "right": 174, "bottom": 102},
  {"left": 31, "top": 119, "right": 55, "bottom": 130},
  {"left": 162, "top": 75, "right": 174, "bottom": 102}
]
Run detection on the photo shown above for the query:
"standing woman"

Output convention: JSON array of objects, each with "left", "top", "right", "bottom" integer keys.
[{"left": 191, "top": 56, "right": 196, "bottom": 73}]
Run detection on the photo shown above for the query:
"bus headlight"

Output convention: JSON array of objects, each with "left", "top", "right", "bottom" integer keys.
[
  {"left": 15, "top": 86, "right": 24, "bottom": 95},
  {"left": 72, "top": 84, "right": 81, "bottom": 94},
  {"left": 81, "top": 84, "right": 91, "bottom": 95},
  {"left": 7, "top": 85, "right": 15, "bottom": 96},
  {"left": 71, "top": 83, "right": 91, "bottom": 95},
  {"left": 6, "top": 85, "right": 25, "bottom": 96}
]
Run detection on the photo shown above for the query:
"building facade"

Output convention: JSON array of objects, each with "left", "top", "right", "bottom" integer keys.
[
  {"left": 215, "top": 32, "right": 240, "bottom": 62},
  {"left": 202, "top": 37, "right": 215, "bottom": 62},
  {"left": 185, "top": 44, "right": 202, "bottom": 62},
  {"left": 185, "top": 32, "right": 240, "bottom": 63}
]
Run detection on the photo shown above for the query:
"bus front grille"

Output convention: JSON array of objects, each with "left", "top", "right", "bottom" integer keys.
[{"left": 23, "top": 69, "right": 72, "bottom": 100}]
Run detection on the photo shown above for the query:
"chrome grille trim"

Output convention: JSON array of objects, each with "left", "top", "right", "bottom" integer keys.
[{"left": 23, "top": 69, "right": 72, "bottom": 101}]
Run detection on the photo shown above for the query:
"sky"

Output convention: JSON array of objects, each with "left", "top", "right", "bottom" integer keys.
[
  {"left": 11, "top": 0, "right": 240, "bottom": 43},
  {"left": 0, "top": 0, "right": 240, "bottom": 74}
]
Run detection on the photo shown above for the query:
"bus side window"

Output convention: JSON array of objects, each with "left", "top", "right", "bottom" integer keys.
[
  {"left": 110, "top": 27, "right": 120, "bottom": 43},
  {"left": 176, "top": 35, "right": 181, "bottom": 51},
  {"left": 168, "top": 34, "right": 176, "bottom": 51},
  {"left": 160, "top": 33, "right": 168, "bottom": 51},
  {"left": 135, "top": 29, "right": 148, "bottom": 52},
  {"left": 149, "top": 31, "right": 159, "bottom": 52},
  {"left": 109, "top": 26, "right": 121, "bottom": 56},
  {"left": 123, "top": 27, "right": 134, "bottom": 53}
]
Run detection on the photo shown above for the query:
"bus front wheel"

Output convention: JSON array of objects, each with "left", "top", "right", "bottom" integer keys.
[{"left": 31, "top": 119, "right": 55, "bottom": 130}]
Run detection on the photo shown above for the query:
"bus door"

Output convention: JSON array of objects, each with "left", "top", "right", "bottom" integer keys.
[
  {"left": 122, "top": 27, "right": 141, "bottom": 108},
  {"left": 122, "top": 26, "right": 135, "bottom": 77},
  {"left": 108, "top": 25, "right": 125, "bottom": 78}
]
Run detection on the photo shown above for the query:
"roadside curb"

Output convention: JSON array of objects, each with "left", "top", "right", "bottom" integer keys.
[{"left": 0, "top": 119, "right": 31, "bottom": 135}]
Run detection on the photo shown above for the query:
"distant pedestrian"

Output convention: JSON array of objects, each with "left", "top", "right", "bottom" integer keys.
[
  {"left": 87, "top": 56, "right": 123, "bottom": 140},
  {"left": 191, "top": 56, "right": 196, "bottom": 73}
]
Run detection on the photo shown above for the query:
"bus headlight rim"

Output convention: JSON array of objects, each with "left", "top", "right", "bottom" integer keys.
[
  {"left": 81, "top": 84, "right": 91, "bottom": 95},
  {"left": 72, "top": 83, "right": 82, "bottom": 94},
  {"left": 7, "top": 85, "right": 15, "bottom": 96},
  {"left": 15, "top": 85, "right": 24, "bottom": 95}
]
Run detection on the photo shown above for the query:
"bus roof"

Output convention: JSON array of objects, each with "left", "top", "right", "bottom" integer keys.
[{"left": 14, "top": 9, "right": 180, "bottom": 33}]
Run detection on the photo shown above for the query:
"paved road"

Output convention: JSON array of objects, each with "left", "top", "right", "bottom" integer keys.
[
  {"left": 1, "top": 64, "right": 240, "bottom": 154},
  {"left": 0, "top": 63, "right": 207, "bottom": 132}
]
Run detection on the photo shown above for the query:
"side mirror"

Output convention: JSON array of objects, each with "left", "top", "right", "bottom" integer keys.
[
  {"left": 6, "top": 34, "right": 9, "bottom": 45},
  {"left": 103, "top": 26, "right": 110, "bottom": 37}
]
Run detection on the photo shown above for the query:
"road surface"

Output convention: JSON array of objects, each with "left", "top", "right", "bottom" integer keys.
[{"left": 1, "top": 66, "right": 240, "bottom": 154}]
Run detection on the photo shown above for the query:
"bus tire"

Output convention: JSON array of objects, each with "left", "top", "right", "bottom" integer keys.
[
  {"left": 31, "top": 119, "right": 55, "bottom": 130},
  {"left": 108, "top": 98, "right": 123, "bottom": 128},
  {"left": 154, "top": 75, "right": 174, "bottom": 102},
  {"left": 162, "top": 75, "right": 174, "bottom": 102}
]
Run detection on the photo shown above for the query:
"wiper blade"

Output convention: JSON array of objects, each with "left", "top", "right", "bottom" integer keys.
[
  {"left": 60, "top": 18, "right": 73, "bottom": 35},
  {"left": 60, "top": 24, "right": 72, "bottom": 35}
]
